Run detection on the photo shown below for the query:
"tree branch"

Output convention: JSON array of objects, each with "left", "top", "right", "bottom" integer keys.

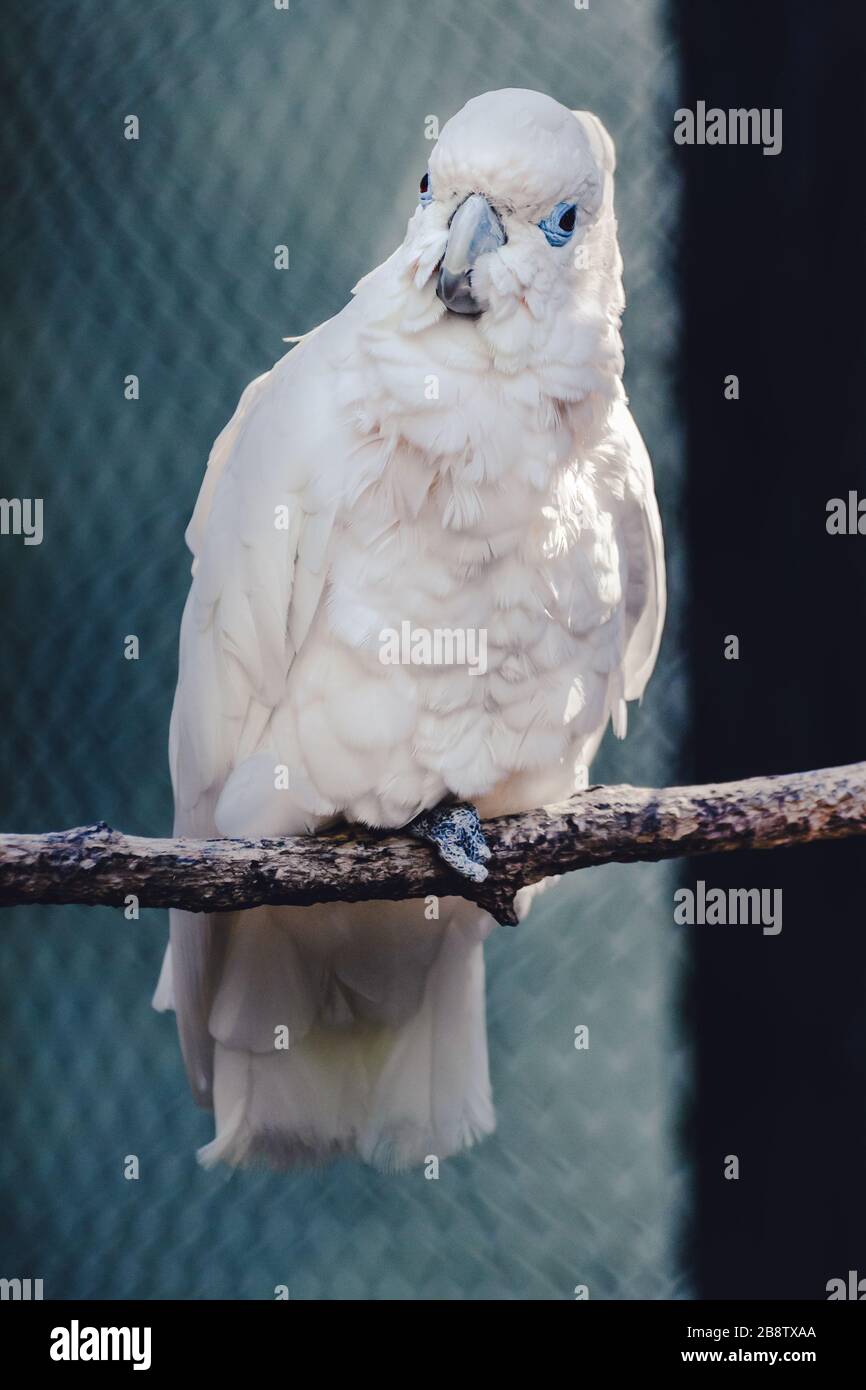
[{"left": 0, "top": 762, "right": 863, "bottom": 926}]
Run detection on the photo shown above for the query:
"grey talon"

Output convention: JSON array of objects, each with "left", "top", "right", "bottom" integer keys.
[{"left": 409, "top": 802, "right": 492, "bottom": 884}]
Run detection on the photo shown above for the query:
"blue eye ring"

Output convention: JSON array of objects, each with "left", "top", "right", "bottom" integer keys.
[
  {"left": 539, "top": 201, "right": 578, "bottom": 247},
  {"left": 419, "top": 170, "right": 433, "bottom": 207}
]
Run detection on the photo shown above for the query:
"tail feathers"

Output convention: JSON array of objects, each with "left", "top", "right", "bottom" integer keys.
[
  {"left": 208, "top": 906, "right": 325, "bottom": 1052},
  {"left": 189, "top": 903, "right": 495, "bottom": 1172},
  {"left": 152, "top": 943, "right": 174, "bottom": 1012},
  {"left": 200, "top": 1027, "right": 374, "bottom": 1169},
  {"left": 360, "top": 919, "right": 494, "bottom": 1170}
]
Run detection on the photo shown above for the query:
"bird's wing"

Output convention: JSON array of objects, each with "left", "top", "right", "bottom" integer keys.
[
  {"left": 551, "top": 399, "right": 666, "bottom": 753},
  {"left": 164, "top": 327, "right": 348, "bottom": 1104},
  {"left": 614, "top": 401, "right": 667, "bottom": 702}
]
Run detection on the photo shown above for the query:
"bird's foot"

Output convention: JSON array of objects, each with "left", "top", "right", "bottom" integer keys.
[{"left": 409, "top": 802, "right": 492, "bottom": 883}]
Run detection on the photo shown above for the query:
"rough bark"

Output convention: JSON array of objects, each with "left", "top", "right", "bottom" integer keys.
[{"left": 0, "top": 762, "right": 863, "bottom": 926}]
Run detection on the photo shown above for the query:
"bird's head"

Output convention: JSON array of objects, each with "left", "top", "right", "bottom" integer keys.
[{"left": 401, "top": 89, "right": 621, "bottom": 363}]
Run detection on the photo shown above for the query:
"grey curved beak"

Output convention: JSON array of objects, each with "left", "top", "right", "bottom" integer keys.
[{"left": 436, "top": 193, "right": 506, "bottom": 315}]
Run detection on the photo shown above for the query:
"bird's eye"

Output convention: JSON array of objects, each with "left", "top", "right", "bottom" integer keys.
[
  {"left": 539, "top": 201, "right": 578, "bottom": 247},
  {"left": 419, "top": 171, "right": 433, "bottom": 208}
]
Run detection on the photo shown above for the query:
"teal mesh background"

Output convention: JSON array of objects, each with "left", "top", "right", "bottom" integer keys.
[{"left": 1, "top": 0, "right": 688, "bottom": 1299}]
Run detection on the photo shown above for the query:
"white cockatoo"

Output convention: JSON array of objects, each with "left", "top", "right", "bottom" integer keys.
[{"left": 153, "top": 89, "right": 665, "bottom": 1172}]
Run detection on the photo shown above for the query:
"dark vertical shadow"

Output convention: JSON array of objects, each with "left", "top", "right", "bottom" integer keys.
[{"left": 676, "top": 0, "right": 866, "bottom": 1299}]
